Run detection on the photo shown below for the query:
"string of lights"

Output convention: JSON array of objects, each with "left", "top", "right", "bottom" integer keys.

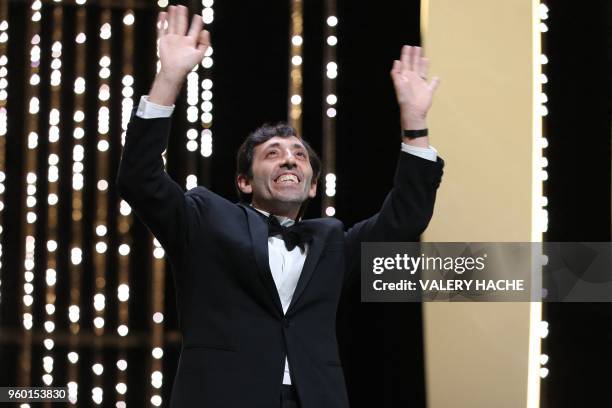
[
  {"left": 67, "top": 1, "right": 88, "bottom": 405},
  {"left": 114, "top": 4, "right": 136, "bottom": 407},
  {"left": 199, "top": 0, "right": 213, "bottom": 161},
  {"left": 18, "top": 0, "right": 43, "bottom": 391},
  {"left": 322, "top": 2, "right": 338, "bottom": 217},
  {"left": 40, "top": 2, "right": 64, "bottom": 392},
  {"left": 90, "top": 9, "right": 113, "bottom": 406},
  {"left": 0, "top": 0, "right": 8, "bottom": 309},
  {"left": 148, "top": 5, "right": 167, "bottom": 406},
  {"left": 288, "top": 0, "right": 303, "bottom": 133},
  {"left": 528, "top": 2, "right": 549, "bottom": 407}
]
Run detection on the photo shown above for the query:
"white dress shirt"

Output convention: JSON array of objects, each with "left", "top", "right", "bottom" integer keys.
[
  {"left": 134, "top": 95, "right": 439, "bottom": 385},
  {"left": 250, "top": 207, "right": 307, "bottom": 385}
]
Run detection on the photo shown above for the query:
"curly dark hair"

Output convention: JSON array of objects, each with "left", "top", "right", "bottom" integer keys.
[{"left": 235, "top": 122, "right": 321, "bottom": 218}]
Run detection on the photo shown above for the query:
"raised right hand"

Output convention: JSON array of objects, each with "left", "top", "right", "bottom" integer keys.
[{"left": 157, "top": 5, "right": 211, "bottom": 82}]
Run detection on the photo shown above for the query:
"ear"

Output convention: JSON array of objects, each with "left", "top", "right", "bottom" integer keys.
[
  {"left": 237, "top": 174, "right": 253, "bottom": 195},
  {"left": 308, "top": 178, "right": 317, "bottom": 199}
]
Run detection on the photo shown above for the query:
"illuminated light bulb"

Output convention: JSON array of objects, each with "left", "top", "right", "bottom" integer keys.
[
  {"left": 291, "top": 56, "right": 302, "bottom": 66},
  {"left": 68, "top": 352, "right": 79, "bottom": 364},
  {"left": 44, "top": 321, "right": 55, "bottom": 333},
  {"left": 45, "top": 304, "right": 55, "bottom": 315},
  {"left": 118, "top": 244, "right": 130, "bottom": 256},
  {"left": 202, "top": 57, "right": 213, "bottom": 68},
  {"left": 27, "top": 212, "right": 37, "bottom": 224},
  {"left": 97, "top": 180, "right": 109, "bottom": 191},
  {"left": 47, "top": 240, "right": 58, "bottom": 252},
  {"left": 44, "top": 339, "right": 54, "bottom": 350},
  {"left": 327, "top": 36, "right": 338, "bottom": 46},
  {"left": 93, "top": 317, "right": 104, "bottom": 328},
  {"left": 153, "top": 247, "right": 165, "bottom": 259},
  {"left": 325, "top": 207, "right": 336, "bottom": 217},
  {"left": 46, "top": 269, "right": 56, "bottom": 286},
  {"left": 123, "top": 13, "right": 135, "bottom": 26},
  {"left": 153, "top": 312, "right": 164, "bottom": 323},
  {"left": 97, "top": 140, "right": 110, "bottom": 151},
  {"left": 327, "top": 16, "right": 338, "bottom": 26},
  {"left": 116, "top": 383, "right": 127, "bottom": 394},
  {"left": 202, "top": 8, "right": 214, "bottom": 24},
  {"left": 117, "top": 325, "right": 128, "bottom": 336},
  {"left": 152, "top": 347, "right": 164, "bottom": 359},
  {"left": 96, "top": 225, "right": 107, "bottom": 236},
  {"left": 71, "top": 247, "right": 82, "bottom": 265},
  {"left": 92, "top": 363, "right": 104, "bottom": 375},
  {"left": 116, "top": 359, "right": 127, "bottom": 371},
  {"left": 91, "top": 387, "right": 103, "bottom": 404},
  {"left": 290, "top": 95, "right": 302, "bottom": 105},
  {"left": 186, "top": 140, "right": 198, "bottom": 152},
  {"left": 117, "top": 284, "right": 130, "bottom": 301},
  {"left": 93, "top": 293, "right": 105, "bottom": 311},
  {"left": 201, "top": 112, "right": 213, "bottom": 124}
]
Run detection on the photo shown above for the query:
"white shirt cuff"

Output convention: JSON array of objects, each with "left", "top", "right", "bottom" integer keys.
[
  {"left": 401, "top": 142, "right": 438, "bottom": 162},
  {"left": 135, "top": 95, "right": 175, "bottom": 119}
]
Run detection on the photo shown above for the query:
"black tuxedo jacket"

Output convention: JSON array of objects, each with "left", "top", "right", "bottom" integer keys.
[{"left": 116, "top": 114, "right": 443, "bottom": 408}]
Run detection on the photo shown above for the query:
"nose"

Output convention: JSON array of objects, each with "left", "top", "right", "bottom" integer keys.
[{"left": 280, "top": 148, "right": 297, "bottom": 167}]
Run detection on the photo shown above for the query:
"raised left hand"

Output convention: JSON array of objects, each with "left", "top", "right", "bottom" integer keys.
[{"left": 390, "top": 45, "right": 440, "bottom": 130}]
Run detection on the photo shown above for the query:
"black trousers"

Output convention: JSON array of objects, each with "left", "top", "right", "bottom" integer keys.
[{"left": 280, "top": 385, "right": 300, "bottom": 408}]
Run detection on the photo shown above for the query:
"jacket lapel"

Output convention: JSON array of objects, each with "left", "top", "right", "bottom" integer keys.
[
  {"left": 287, "top": 219, "right": 326, "bottom": 314},
  {"left": 239, "top": 204, "right": 284, "bottom": 317}
]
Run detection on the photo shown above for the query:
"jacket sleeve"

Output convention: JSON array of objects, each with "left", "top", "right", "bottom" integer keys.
[
  {"left": 343, "top": 152, "right": 444, "bottom": 282},
  {"left": 115, "top": 112, "right": 193, "bottom": 268}
]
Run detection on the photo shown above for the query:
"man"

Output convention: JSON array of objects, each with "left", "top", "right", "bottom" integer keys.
[{"left": 116, "top": 5, "right": 444, "bottom": 408}]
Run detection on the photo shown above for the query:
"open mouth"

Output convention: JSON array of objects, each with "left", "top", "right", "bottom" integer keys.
[{"left": 274, "top": 173, "right": 300, "bottom": 184}]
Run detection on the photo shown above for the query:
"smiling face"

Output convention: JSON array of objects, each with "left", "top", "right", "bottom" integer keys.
[{"left": 237, "top": 136, "right": 318, "bottom": 219}]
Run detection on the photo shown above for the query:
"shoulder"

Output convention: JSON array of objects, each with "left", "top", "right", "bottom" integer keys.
[
  {"left": 185, "top": 186, "right": 242, "bottom": 216},
  {"left": 302, "top": 216, "right": 344, "bottom": 231}
]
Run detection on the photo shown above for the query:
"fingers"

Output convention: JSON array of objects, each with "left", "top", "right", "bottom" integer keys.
[
  {"left": 399, "top": 45, "right": 432, "bottom": 81},
  {"left": 400, "top": 46, "right": 411, "bottom": 76},
  {"left": 176, "top": 5, "right": 189, "bottom": 36},
  {"left": 197, "top": 30, "right": 211, "bottom": 53},
  {"left": 418, "top": 57, "right": 429, "bottom": 80},
  {"left": 410, "top": 46, "right": 420, "bottom": 71},
  {"left": 167, "top": 5, "right": 177, "bottom": 34},
  {"left": 390, "top": 59, "right": 401, "bottom": 76},
  {"left": 187, "top": 14, "right": 203, "bottom": 41},
  {"left": 157, "top": 12, "right": 167, "bottom": 38}
]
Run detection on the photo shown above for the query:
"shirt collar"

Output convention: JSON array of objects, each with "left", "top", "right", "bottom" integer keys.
[{"left": 250, "top": 205, "right": 296, "bottom": 227}]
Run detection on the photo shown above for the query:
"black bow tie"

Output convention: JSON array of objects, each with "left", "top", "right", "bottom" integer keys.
[{"left": 266, "top": 215, "right": 313, "bottom": 252}]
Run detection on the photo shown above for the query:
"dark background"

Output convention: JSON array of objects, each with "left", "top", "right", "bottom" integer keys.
[
  {"left": 542, "top": 1, "right": 612, "bottom": 407},
  {"left": 0, "top": 0, "right": 610, "bottom": 407}
]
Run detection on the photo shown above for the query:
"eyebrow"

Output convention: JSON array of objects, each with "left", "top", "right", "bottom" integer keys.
[{"left": 264, "top": 142, "right": 306, "bottom": 151}]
